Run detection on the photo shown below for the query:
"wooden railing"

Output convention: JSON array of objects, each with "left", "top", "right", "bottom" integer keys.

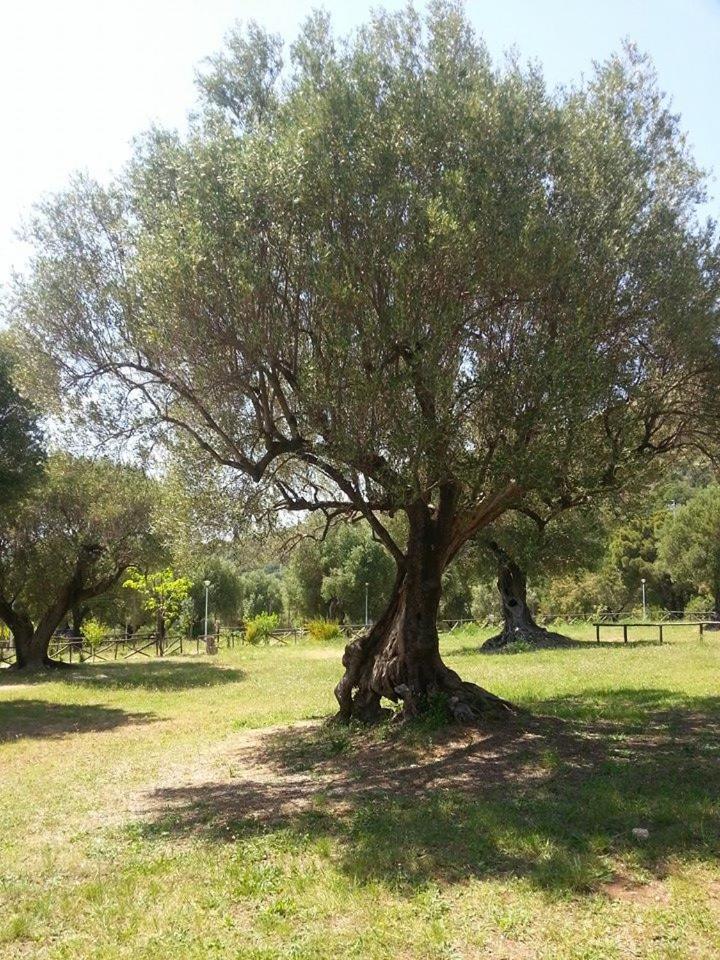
[{"left": 2, "top": 612, "right": 717, "bottom": 666}]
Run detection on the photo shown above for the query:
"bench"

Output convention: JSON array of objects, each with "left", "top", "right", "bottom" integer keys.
[{"left": 592, "top": 620, "right": 718, "bottom": 644}]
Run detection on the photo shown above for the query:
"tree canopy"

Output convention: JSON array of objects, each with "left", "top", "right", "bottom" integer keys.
[
  {"left": 286, "top": 523, "right": 395, "bottom": 622},
  {"left": 8, "top": 3, "right": 720, "bottom": 714}
]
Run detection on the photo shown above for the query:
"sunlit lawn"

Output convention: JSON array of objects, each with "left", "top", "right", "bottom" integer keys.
[{"left": 1, "top": 624, "right": 719, "bottom": 959}]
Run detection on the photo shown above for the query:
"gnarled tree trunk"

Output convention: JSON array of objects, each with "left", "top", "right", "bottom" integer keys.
[
  {"left": 482, "top": 550, "right": 570, "bottom": 651},
  {"left": 334, "top": 498, "right": 515, "bottom": 724},
  {"left": 1, "top": 546, "right": 124, "bottom": 670},
  {"left": 9, "top": 614, "right": 66, "bottom": 670}
]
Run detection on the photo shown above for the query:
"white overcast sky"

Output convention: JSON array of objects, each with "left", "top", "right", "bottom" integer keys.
[{"left": 1, "top": 0, "right": 719, "bottom": 288}]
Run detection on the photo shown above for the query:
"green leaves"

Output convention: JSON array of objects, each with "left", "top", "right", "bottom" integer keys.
[
  {"left": 8, "top": 5, "right": 720, "bottom": 562},
  {"left": 658, "top": 486, "right": 720, "bottom": 606},
  {"left": 0, "top": 455, "right": 157, "bottom": 631},
  {"left": 122, "top": 567, "right": 192, "bottom": 623}
]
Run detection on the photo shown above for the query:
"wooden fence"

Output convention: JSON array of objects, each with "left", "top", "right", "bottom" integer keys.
[
  {"left": 594, "top": 619, "right": 720, "bottom": 644},
  {"left": 0, "top": 625, "right": 319, "bottom": 666},
  {"left": 1, "top": 631, "right": 222, "bottom": 666},
  {"left": 1, "top": 611, "right": 717, "bottom": 667}
]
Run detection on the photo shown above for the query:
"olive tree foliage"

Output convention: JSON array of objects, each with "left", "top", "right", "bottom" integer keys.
[
  {"left": 188, "top": 558, "right": 243, "bottom": 629},
  {"left": 9, "top": 4, "right": 720, "bottom": 717},
  {"left": 0, "top": 455, "right": 156, "bottom": 668},
  {"left": 318, "top": 531, "right": 395, "bottom": 623},
  {"left": 239, "top": 567, "right": 285, "bottom": 619}
]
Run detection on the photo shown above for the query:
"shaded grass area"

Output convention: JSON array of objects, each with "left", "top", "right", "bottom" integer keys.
[
  {"left": 1, "top": 659, "right": 246, "bottom": 692},
  {"left": 139, "top": 688, "right": 720, "bottom": 895},
  {"left": 1, "top": 626, "right": 719, "bottom": 958},
  {"left": 0, "top": 698, "right": 156, "bottom": 742}
]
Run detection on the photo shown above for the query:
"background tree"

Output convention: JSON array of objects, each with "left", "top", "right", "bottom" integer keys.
[
  {"left": 238, "top": 567, "right": 285, "bottom": 620},
  {"left": 11, "top": 6, "right": 720, "bottom": 719},
  {"left": 605, "top": 465, "right": 711, "bottom": 613},
  {"left": 284, "top": 523, "right": 395, "bottom": 622},
  {"left": 0, "top": 455, "right": 155, "bottom": 668},
  {"left": 474, "top": 505, "right": 607, "bottom": 648},
  {"left": 188, "top": 558, "right": 243, "bottom": 631},
  {"left": 122, "top": 567, "right": 192, "bottom": 649},
  {"left": 0, "top": 342, "right": 44, "bottom": 504},
  {"left": 658, "top": 485, "right": 720, "bottom": 615},
  {"left": 285, "top": 538, "right": 325, "bottom": 621},
  {"left": 320, "top": 527, "right": 395, "bottom": 623},
  {"left": 607, "top": 513, "right": 689, "bottom": 613},
  {"left": 542, "top": 566, "right": 626, "bottom": 620}
]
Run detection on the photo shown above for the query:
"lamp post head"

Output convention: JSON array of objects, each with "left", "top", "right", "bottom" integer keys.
[
  {"left": 204, "top": 580, "right": 211, "bottom": 588},
  {"left": 641, "top": 578, "right": 646, "bottom": 584}
]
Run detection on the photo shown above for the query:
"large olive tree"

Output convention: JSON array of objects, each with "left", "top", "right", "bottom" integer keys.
[{"left": 9, "top": 5, "right": 720, "bottom": 716}]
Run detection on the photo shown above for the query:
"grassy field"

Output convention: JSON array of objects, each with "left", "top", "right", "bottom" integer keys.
[{"left": 1, "top": 623, "right": 719, "bottom": 959}]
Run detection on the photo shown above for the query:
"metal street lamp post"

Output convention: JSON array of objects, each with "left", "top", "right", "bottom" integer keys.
[
  {"left": 204, "top": 580, "right": 211, "bottom": 638},
  {"left": 641, "top": 578, "right": 647, "bottom": 620},
  {"left": 365, "top": 582, "right": 369, "bottom": 627}
]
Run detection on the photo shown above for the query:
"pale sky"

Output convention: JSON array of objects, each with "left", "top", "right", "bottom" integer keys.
[{"left": 1, "top": 0, "right": 719, "bottom": 287}]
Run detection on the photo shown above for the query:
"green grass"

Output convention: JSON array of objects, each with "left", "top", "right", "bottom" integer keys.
[{"left": 1, "top": 624, "right": 719, "bottom": 958}]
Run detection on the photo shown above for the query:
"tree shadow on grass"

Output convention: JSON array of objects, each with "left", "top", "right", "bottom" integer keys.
[
  {"left": 1, "top": 660, "right": 245, "bottom": 692},
  {"left": 0, "top": 698, "right": 157, "bottom": 742},
  {"left": 136, "top": 687, "right": 720, "bottom": 896}
]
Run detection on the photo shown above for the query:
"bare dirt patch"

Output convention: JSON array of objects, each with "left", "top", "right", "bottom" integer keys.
[
  {"left": 129, "top": 698, "right": 720, "bottom": 893},
  {"left": 133, "top": 713, "right": 599, "bottom": 830},
  {"left": 601, "top": 873, "right": 671, "bottom": 905}
]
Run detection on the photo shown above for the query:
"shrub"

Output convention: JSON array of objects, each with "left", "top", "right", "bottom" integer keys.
[
  {"left": 83, "top": 617, "right": 109, "bottom": 648},
  {"left": 244, "top": 612, "right": 280, "bottom": 644},
  {"left": 305, "top": 618, "right": 342, "bottom": 642},
  {"left": 685, "top": 593, "right": 715, "bottom": 618}
]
